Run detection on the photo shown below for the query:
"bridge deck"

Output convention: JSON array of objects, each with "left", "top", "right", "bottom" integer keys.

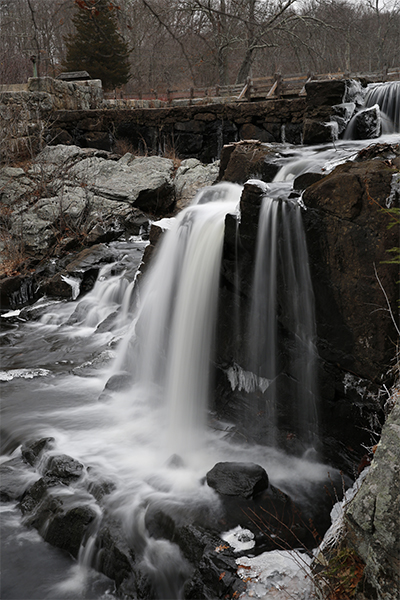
[{"left": 104, "top": 67, "right": 400, "bottom": 107}]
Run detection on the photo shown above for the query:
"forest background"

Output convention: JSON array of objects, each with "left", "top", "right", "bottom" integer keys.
[{"left": 0, "top": 0, "right": 399, "bottom": 95}]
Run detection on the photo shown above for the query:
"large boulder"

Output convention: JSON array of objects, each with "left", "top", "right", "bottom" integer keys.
[
  {"left": 346, "top": 104, "right": 381, "bottom": 140},
  {"left": 68, "top": 153, "right": 176, "bottom": 214},
  {"left": 206, "top": 462, "right": 269, "bottom": 499},
  {"left": 302, "top": 155, "right": 399, "bottom": 380},
  {"left": 305, "top": 80, "right": 347, "bottom": 108},
  {"left": 218, "top": 140, "right": 283, "bottom": 183},
  {"left": 174, "top": 158, "right": 219, "bottom": 211}
]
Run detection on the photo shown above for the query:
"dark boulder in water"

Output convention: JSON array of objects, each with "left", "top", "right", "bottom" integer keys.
[
  {"left": 346, "top": 104, "right": 381, "bottom": 140},
  {"left": 206, "top": 461, "right": 269, "bottom": 498},
  {"left": 44, "top": 454, "right": 85, "bottom": 481},
  {"left": 21, "top": 437, "right": 55, "bottom": 467}
]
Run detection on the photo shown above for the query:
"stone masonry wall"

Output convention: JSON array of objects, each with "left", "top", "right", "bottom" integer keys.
[
  {"left": 48, "top": 98, "right": 307, "bottom": 163},
  {"left": 1, "top": 76, "right": 354, "bottom": 164},
  {"left": 0, "top": 77, "right": 103, "bottom": 163}
]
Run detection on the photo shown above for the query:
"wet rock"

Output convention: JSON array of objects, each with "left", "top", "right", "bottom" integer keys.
[
  {"left": 293, "top": 171, "right": 326, "bottom": 191},
  {"left": 218, "top": 141, "right": 282, "bottom": 183},
  {"left": 344, "top": 398, "right": 400, "bottom": 600},
  {"left": 44, "top": 454, "right": 84, "bottom": 481},
  {"left": 87, "top": 479, "right": 116, "bottom": 502},
  {"left": 21, "top": 437, "right": 55, "bottom": 467},
  {"left": 45, "top": 505, "right": 97, "bottom": 558},
  {"left": 185, "top": 558, "right": 241, "bottom": 599},
  {"left": 140, "top": 217, "right": 173, "bottom": 271},
  {"left": 0, "top": 456, "right": 38, "bottom": 502},
  {"left": 331, "top": 102, "right": 356, "bottom": 135},
  {"left": 143, "top": 515, "right": 246, "bottom": 600},
  {"left": 40, "top": 273, "right": 75, "bottom": 300},
  {"left": 303, "top": 118, "right": 334, "bottom": 145},
  {"left": 206, "top": 462, "right": 269, "bottom": 499},
  {"left": 94, "top": 520, "right": 136, "bottom": 587},
  {"left": 165, "top": 454, "right": 186, "bottom": 469},
  {"left": 302, "top": 157, "right": 398, "bottom": 378},
  {"left": 210, "top": 481, "right": 304, "bottom": 551},
  {"left": 0, "top": 274, "right": 39, "bottom": 309},
  {"left": 19, "top": 474, "right": 64, "bottom": 515},
  {"left": 348, "top": 105, "right": 381, "bottom": 140},
  {"left": 104, "top": 372, "right": 133, "bottom": 392}
]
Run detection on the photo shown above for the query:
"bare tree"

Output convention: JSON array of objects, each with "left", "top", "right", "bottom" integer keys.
[{"left": 0, "top": 0, "right": 73, "bottom": 84}]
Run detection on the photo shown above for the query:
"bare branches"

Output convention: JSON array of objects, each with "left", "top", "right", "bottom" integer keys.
[{"left": 141, "top": 0, "right": 198, "bottom": 84}]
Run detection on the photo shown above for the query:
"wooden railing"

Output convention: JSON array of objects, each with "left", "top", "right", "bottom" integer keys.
[{"left": 104, "top": 67, "right": 400, "bottom": 105}]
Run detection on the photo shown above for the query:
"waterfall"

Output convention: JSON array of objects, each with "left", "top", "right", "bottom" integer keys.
[
  {"left": 245, "top": 184, "right": 318, "bottom": 449},
  {"left": 4, "top": 134, "right": 390, "bottom": 598},
  {"left": 116, "top": 182, "right": 242, "bottom": 458},
  {"left": 247, "top": 197, "right": 279, "bottom": 444}
]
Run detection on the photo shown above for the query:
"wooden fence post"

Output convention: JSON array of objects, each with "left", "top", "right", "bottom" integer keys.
[{"left": 274, "top": 72, "right": 282, "bottom": 97}]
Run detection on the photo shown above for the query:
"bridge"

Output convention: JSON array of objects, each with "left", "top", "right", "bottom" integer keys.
[
  {"left": 1, "top": 69, "right": 399, "bottom": 164},
  {"left": 104, "top": 67, "right": 400, "bottom": 107}
]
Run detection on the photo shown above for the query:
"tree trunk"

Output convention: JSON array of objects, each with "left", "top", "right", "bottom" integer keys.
[{"left": 235, "top": 0, "right": 256, "bottom": 84}]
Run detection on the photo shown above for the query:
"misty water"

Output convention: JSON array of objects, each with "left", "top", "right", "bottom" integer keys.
[{"left": 1, "top": 95, "right": 399, "bottom": 599}]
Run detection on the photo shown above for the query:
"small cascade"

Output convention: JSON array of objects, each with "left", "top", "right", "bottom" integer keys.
[
  {"left": 245, "top": 184, "right": 318, "bottom": 449},
  {"left": 364, "top": 81, "right": 400, "bottom": 132},
  {"left": 344, "top": 80, "right": 400, "bottom": 138}
]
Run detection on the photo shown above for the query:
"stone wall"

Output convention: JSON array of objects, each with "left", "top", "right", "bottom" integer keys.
[
  {"left": 48, "top": 98, "right": 306, "bottom": 163},
  {"left": 1, "top": 76, "right": 354, "bottom": 164},
  {"left": 0, "top": 77, "right": 103, "bottom": 163}
]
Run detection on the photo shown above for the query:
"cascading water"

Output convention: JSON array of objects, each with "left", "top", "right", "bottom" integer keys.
[
  {"left": 246, "top": 195, "right": 279, "bottom": 444},
  {"left": 242, "top": 182, "right": 318, "bottom": 450},
  {"left": 1, "top": 124, "right": 398, "bottom": 598},
  {"left": 114, "top": 182, "right": 243, "bottom": 457},
  {"left": 364, "top": 81, "right": 400, "bottom": 132},
  {"left": 344, "top": 80, "right": 400, "bottom": 138}
]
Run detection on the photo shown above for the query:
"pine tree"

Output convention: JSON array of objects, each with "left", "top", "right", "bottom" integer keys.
[{"left": 63, "top": 0, "right": 131, "bottom": 91}]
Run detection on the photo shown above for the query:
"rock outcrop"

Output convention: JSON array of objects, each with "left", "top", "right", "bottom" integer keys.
[
  {"left": 343, "top": 395, "right": 400, "bottom": 600},
  {"left": 0, "top": 145, "right": 218, "bottom": 309}
]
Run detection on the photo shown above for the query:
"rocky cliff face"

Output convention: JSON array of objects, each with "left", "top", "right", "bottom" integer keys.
[
  {"left": 215, "top": 141, "right": 400, "bottom": 473},
  {"left": 344, "top": 391, "right": 400, "bottom": 600}
]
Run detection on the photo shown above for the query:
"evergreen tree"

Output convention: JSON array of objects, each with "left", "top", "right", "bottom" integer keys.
[{"left": 63, "top": 0, "right": 130, "bottom": 91}]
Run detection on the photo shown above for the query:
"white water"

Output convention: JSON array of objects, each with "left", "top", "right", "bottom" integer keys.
[
  {"left": 344, "top": 80, "right": 400, "bottom": 139},
  {"left": 365, "top": 81, "right": 400, "bottom": 132},
  {"left": 247, "top": 196, "right": 279, "bottom": 444},
  {"left": 1, "top": 129, "right": 399, "bottom": 598}
]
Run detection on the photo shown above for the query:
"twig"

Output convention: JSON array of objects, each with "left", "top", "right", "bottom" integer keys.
[{"left": 373, "top": 262, "right": 400, "bottom": 337}]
